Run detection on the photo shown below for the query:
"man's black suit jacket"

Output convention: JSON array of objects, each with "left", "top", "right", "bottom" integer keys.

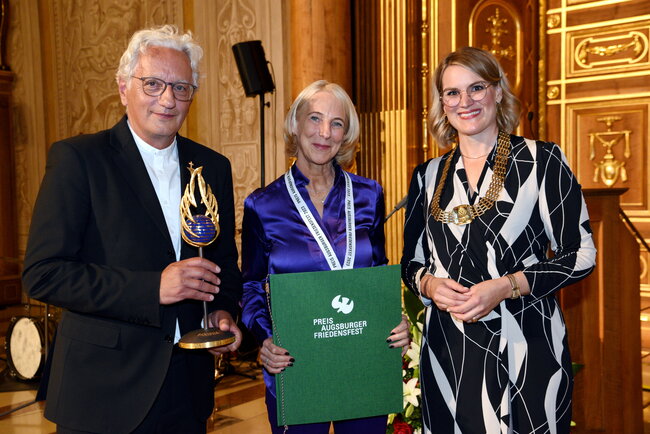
[{"left": 22, "top": 116, "right": 243, "bottom": 433}]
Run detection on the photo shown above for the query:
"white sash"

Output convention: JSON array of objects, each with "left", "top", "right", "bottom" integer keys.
[{"left": 284, "top": 168, "right": 356, "bottom": 270}]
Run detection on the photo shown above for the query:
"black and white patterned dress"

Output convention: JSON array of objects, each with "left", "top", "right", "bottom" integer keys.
[{"left": 401, "top": 134, "right": 596, "bottom": 434}]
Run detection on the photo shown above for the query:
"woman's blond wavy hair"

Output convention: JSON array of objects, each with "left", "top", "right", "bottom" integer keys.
[
  {"left": 429, "top": 47, "right": 521, "bottom": 148},
  {"left": 284, "top": 80, "right": 360, "bottom": 168}
]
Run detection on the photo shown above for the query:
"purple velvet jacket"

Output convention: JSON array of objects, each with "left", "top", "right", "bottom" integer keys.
[{"left": 241, "top": 163, "right": 388, "bottom": 394}]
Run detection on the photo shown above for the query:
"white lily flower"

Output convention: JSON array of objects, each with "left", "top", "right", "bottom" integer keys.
[
  {"left": 406, "top": 341, "right": 420, "bottom": 369},
  {"left": 403, "top": 377, "right": 421, "bottom": 408}
]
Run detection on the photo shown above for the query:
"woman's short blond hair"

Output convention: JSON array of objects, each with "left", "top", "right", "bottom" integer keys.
[
  {"left": 284, "top": 80, "right": 360, "bottom": 167},
  {"left": 429, "top": 46, "right": 521, "bottom": 147}
]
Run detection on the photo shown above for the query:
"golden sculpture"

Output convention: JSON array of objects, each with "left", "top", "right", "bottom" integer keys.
[
  {"left": 576, "top": 32, "right": 647, "bottom": 69},
  {"left": 590, "top": 116, "right": 632, "bottom": 188},
  {"left": 180, "top": 163, "right": 220, "bottom": 247},
  {"left": 178, "top": 162, "right": 234, "bottom": 349}
]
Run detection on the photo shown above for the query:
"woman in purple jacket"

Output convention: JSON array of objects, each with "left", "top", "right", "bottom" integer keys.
[{"left": 241, "top": 80, "right": 409, "bottom": 434}]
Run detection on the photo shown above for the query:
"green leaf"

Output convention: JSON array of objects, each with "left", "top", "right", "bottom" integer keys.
[
  {"left": 572, "top": 362, "right": 584, "bottom": 376},
  {"left": 403, "top": 285, "right": 424, "bottom": 325}
]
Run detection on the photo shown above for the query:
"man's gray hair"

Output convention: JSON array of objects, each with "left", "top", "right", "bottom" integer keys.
[{"left": 115, "top": 25, "right": 203, "bottom": 86}]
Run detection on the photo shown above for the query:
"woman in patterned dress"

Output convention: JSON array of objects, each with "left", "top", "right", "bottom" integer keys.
[{"left": 401, "top": 47, "right": 596, "bottom": 433}]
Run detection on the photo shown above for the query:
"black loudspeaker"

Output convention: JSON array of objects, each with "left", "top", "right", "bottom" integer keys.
[{"left": 232, "top": 41, "right": 275, "bottom": 96}]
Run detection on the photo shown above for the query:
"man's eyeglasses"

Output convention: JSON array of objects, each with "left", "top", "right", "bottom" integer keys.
[
  {"left": 131, "top": 76, "right": 197, "bottom": 101},
  {"left": 440, "top": 82, "right": 494, "bottom": 107}
]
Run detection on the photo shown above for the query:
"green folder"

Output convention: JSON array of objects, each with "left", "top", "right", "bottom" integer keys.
[{"left": 269, "top": 265, "right": 403, "bottom": 426}]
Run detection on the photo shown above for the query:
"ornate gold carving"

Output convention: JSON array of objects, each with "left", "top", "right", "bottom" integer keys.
[
  {"left": 469, "top": 1, "right": 522, "bottom": 93},
  {"left": 482, "top": 8, "right": 515, "bottom": 60},
  {"left": 223, "top": 142, "right": 258, "bottom": 232},
  {"left": 216, "top": 1, "right": 257, "bottom": 155},
  {"left": 590, "top": 116, "right": 632, "bottom": 187},
  {"left": 214, "top": 0, "right": 259, "bottom": 237},
  {"left": 576, "top": 31, "right": 647, "bottom": 69},
  {"left": 547, "top": 14, "right": 560, "bottom": 30},
  {"left": 547, "top": 86, "right": 559, "bottom": 99}
]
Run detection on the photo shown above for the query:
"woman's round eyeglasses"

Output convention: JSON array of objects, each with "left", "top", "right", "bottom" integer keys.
[
  {"left": 440, "top": 82, "right": 494, "bottom": 107},
  {"left": 132, "top": 76, "right": 197, "bottom": 101}
]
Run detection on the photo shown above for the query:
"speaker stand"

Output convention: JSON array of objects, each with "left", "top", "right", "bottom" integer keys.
[{"left": 259, "top": 92, "right": 266, "bottom": 188}]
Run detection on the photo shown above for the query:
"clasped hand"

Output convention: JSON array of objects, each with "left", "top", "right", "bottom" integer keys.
[{"left": 420, "top": 274, "right": 509, "bottom": 323}]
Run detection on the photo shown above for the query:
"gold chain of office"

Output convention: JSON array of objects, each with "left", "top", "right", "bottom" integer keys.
[{"left": 429, "top": 130, "right": 510, "bottom": 225}]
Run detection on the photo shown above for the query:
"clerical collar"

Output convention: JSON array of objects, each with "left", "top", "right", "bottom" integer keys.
[{"left": 127, "top": 119, "right": 178, "bottom": 157}]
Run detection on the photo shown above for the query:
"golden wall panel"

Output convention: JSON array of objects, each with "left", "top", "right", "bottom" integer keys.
[
  {"left": 564, "top": 3, "right": 650, "bottom": 28},
  {"left": 354, "top": 0, "right": 417, "bottom": 265},
  {"left": 543, "top": 0, "right": 650, "bottom": 238},
  {"left": 561, "top": 75, "right": 650, "bottom": 100},
  {"left": 569, "top": 22, "right": 649, "bottom": 77},
  {"left": 466, "top": 0, "right": 538, "bottom": 138},
  {"left": 545, "top": 32, "right": 562, "bottom": 81},
  {"left": 290, "top": 0, "right": 352, "bottom": 98},
  {"left": 569, "top": 101, "right": 648, "bottom": 210},
  {"left": 222, "top": 142, "right": 260, "bottom": 229},
  {"left": 469, "top": 1, "right": 522, "bottom": 93}
]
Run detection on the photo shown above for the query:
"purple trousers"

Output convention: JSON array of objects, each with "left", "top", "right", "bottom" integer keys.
[{"left": 265, "top": 388, "right": 387, "bottom": 434}]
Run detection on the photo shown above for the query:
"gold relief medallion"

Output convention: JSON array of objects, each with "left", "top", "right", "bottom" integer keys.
[
  {"left": 569, "top": 25, "right": 650, "bottom": 76},
  {"left": 589, "top": 116, "right": 632, "bottom": 188},
  {"left": 547, "top": 14, "right": 560, "bottom": 30}
]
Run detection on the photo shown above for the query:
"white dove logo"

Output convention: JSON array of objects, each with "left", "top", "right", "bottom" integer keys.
[{"left": 331, "top": 295, "right": 354, "bottom": 314}]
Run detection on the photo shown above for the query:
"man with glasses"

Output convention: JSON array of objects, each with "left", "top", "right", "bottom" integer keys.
[{"left": 23, "top": 25, "right": 242, "bottom": 433}]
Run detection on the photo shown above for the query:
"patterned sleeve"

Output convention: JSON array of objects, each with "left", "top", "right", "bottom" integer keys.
[
  {"left": 401, "top": 162, "right": 435, "bottom": 299},
  {"left": 522, "top": 142, "right": 596, "bottom": 298},
  {"left": 241, "top": 194, "right": 274, "bottom": 344}
]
